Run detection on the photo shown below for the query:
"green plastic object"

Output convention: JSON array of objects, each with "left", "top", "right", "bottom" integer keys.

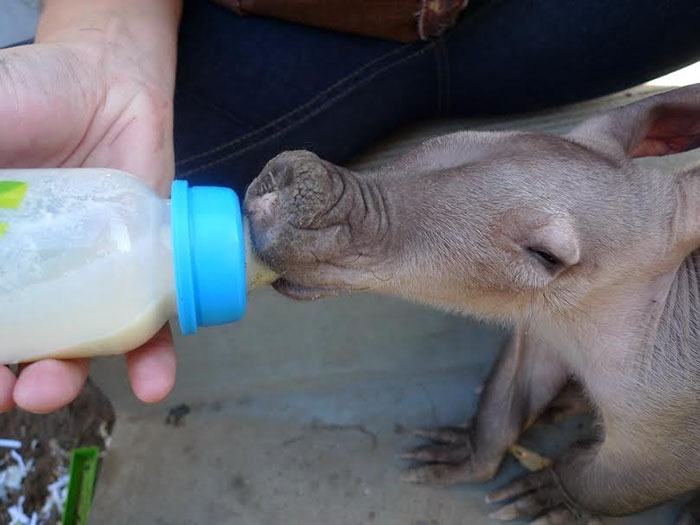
[{"left": 62, "top": 446, "right": 100, "bottom": 525}]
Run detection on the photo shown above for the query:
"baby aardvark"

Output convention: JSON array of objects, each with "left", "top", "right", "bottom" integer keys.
[{"left": 245, "top": 85, "right": 700, "bottom": 523}]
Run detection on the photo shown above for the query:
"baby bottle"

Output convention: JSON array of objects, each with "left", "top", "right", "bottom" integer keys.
[{"left": 0, "top": 168, "right": 277, "bottom": 364}]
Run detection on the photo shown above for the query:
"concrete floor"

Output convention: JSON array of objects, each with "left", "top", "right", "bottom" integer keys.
[
  {"left": 87, "top": 290, "right": 676, "bottom": 525},
  {"left": 2, "top": 3, "right": 700, "bottom": 523}
]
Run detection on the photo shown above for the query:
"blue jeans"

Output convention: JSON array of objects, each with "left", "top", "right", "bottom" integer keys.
[{"left": 175, "top": 0, "right": 700, "bottom": 193}]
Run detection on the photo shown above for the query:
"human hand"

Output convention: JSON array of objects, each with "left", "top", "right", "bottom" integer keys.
[{"left": 0, "top": 1, "right": 181, "bottom": 413}]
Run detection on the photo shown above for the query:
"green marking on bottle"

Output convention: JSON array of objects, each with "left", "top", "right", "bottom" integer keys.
[
  {"left": 0, "top": 222, "right": 7, "bottom": 241},
  {"left": 0, "top": 181, "right": 28, "bottom": 209}
]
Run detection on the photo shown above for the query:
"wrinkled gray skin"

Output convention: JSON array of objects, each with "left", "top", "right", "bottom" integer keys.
[{"left": 245, "top": 85, "right": 700, "bottom": 524}]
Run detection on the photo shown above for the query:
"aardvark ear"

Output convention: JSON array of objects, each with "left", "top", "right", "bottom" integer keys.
[{"left": 568, "top": 84, "right": 700, "bottom": 160}]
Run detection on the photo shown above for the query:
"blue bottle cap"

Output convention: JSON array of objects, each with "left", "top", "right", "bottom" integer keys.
[{"left": 171, "top": 180, "right": 246, "bottom": 335}]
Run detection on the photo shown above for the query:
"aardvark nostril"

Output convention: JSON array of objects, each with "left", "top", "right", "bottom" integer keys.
[
  {"left": 257, "top": 171, "right": 277, "bottom": 196},
  {"left": 247, "top": 165, "right": 286, "bottom": 199}
]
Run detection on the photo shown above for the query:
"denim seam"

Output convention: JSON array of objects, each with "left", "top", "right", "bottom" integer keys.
[
  {"left": 178, "top": 44, "right": 436, "bottom": 176},
  {"left": 176, "top": 44, "right": 416, "bottom": 167}
]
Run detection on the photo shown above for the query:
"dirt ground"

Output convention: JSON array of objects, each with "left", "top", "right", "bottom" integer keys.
[{"left": 0, "top": 379, "right": 115, "bottom": 524}]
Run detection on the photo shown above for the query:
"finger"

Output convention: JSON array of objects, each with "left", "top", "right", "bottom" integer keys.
[
  {"left": 13, "top": 358, "right": 89, "bottom": 413},
  {"left": 488, "top": 494, "right": 548, "bottom": 521},
  {"left": 0, "top": 366, "right": 17, "bottom": 412},
  {"left": 487, "top": 470, "right": 549, "bottom": 503},
  {"left": 412, "top": 427, "right": 469, "bottom": 444},
  {"left": 402, "top": 463, "right": 473, "bottom": 486},
  {"left": 400, "top": 443, "right": 471, "bottom": 463},
  {"left": 126, "top": 324, "right": 176, "bottom": 404}
]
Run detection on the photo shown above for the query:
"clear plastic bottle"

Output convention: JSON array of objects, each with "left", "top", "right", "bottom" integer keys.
[{"left": 0, "top": 169, "right": 277, "bottom": 364}]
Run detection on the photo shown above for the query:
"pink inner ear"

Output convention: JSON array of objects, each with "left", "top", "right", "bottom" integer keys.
[{"left": 630, "top": 106, "right": 700, "bottom": 158}]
